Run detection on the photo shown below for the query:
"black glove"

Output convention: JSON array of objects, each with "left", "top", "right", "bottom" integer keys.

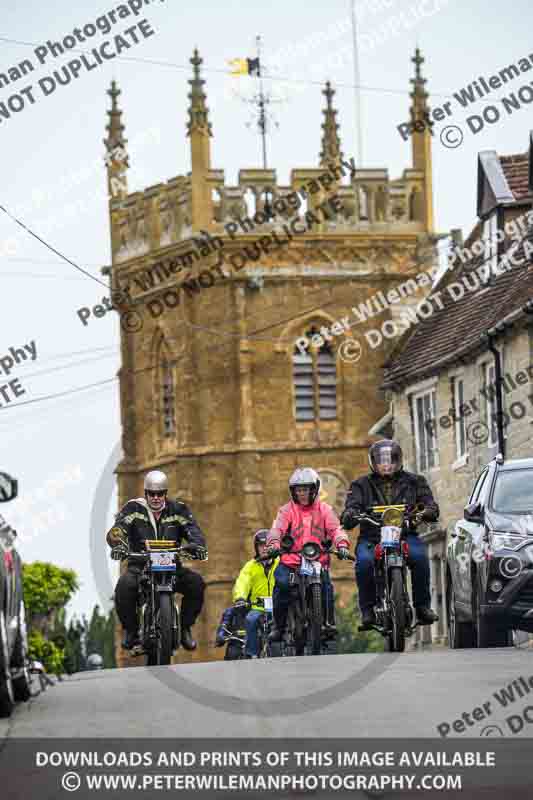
[
  {"left": 337, "top": 547, "right": 350, "bottom": 560},
  {"left": 341, "top": 509, "right": 360, "bottom": 530},
  {"left": 188, "top": 545, "right": 208, "bottom": 560},
  {"left": 233, "top": 598, "right": 248, "bottom": 610},
  {"left": 110, "top": 546, "right": 127, "bottom": 561},
  {"left": 420, "top": 507, "right": 438, "bottom": 523}
]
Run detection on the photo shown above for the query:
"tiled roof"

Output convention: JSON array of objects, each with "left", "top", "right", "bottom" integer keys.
[
  {"left": 500, "top": 153, "right": 531, "bottom": 201},
  {"left": 382, "top": 228, "right": 533, "bottom": 389}
]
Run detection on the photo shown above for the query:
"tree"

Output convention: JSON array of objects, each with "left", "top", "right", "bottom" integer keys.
[
  {"left": 336, "top": 594, "right": 384, "bottom": 654},
  {"left": 23, "top": 562, "right": 79, "bottom": 634},
  {"left": 22, "top": 561, "right": 79, "bottom": 674},
  {"left": 86, "top": 605, "right": 116, "bottom": 669}
]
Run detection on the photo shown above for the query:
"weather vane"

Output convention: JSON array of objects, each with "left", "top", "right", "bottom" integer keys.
[{"left": 227, "top": 36, "right": 285, "bottom": 169}]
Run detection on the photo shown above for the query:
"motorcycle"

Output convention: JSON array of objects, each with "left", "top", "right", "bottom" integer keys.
[
  {"left": 355, "top": 504, "right": 426, "bottom": 652},
  {"left": 220, "top": 598, "right": 276, "bottom": 660},
  {"left": 269, "top": 535, "right": 354, "bottom": 657},
  {"left": 118, "top": 539, "right": 207, "bottom": 666}
]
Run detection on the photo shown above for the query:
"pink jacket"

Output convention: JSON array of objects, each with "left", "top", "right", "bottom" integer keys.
[{"left": 267, "top": 499, "right": 349, "bottom": 569}]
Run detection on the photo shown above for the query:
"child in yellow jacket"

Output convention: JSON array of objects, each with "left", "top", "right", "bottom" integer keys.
[{"left": 216, "top": 530, "right": 279, "bottom": 658}]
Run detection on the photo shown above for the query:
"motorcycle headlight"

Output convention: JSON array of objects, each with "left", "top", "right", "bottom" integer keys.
[
  {"left": 302, "top": 542, "right": 320, "bottom": 560},
  {"left": 491, "top": 532, "right": 528, "bottom": 551},
  {"left": 382, "top": 508, "right": 404, "bottom": 527}
]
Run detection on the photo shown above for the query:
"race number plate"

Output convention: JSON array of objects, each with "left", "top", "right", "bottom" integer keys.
[
  {"left": 149, "top": 551, "right": 177, "bottom": 572},
  {"left": 381, "top": 526, "right": 401, "bottom": 548},
  {"left": 387, "top": 554, "right": 403, "bottom": 567},
  {"left": 300, "top": 557, "right": 314, "bottom": 576},
  {"left": 261, "top": 597, "right": 273, "bottom": 613}
]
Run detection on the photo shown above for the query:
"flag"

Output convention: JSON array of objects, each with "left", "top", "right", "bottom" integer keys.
[{"left": 228, "top": 57, "right": 261, "bottom": 76}]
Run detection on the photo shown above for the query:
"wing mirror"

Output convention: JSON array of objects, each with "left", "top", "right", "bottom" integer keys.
[
  {"left": 464, "top": 501, "right": 484, "bottom": 523},
  {"left": 0, "top": 472, "right": 18, "bottom": 503}
]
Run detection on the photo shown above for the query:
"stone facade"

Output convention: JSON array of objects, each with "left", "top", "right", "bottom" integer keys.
[
  {"left": 383, "top": 139, "right": 533, "bottom": 648},
  {"left": 103, "top": 49, "right": 437, "bottom": 666}
]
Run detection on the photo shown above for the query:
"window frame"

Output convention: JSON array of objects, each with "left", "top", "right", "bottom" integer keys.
[
  {"left": 411, "top": 387, "right": 439, "bottom": 473},
  {"left": 292, "top": 331, "right": 338, "bottom": 423},
  {"left": 452, "top": 374, "right": 467, "bottom": 461}
]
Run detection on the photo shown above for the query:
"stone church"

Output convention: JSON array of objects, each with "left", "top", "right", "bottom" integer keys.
[{"left": 104, "top": 48, "right": 436, "bottom": 665}]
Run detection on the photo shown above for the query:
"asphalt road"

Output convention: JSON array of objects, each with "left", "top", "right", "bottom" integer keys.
[{"left": 2, "top": 647, "right": 533, "bottom": 739}]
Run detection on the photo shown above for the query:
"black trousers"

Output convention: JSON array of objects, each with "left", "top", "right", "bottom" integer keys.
[{"left": 115, "top": 564, "right": 205, "bottom": 633}]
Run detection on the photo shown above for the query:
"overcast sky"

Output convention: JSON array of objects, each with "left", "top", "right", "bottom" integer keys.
[{"left": 1, "top": 0, "right": 532, "bottom": 621}]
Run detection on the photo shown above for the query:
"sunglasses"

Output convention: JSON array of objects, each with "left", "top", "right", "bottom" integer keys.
[{"left": 146, "top": 490, "right": 167, "bottom": 498}]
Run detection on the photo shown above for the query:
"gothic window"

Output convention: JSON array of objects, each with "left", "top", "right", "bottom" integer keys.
[
  {"left": 161, "top": 358, "right": 176, "bottom": 437},
  {"left": 293, "top": 327, "right": 337, "bottom": 422}
]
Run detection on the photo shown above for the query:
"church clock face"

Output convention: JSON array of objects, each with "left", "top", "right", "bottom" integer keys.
[{"left": 318, "top": 471, "right": 347, "bottom": 515}]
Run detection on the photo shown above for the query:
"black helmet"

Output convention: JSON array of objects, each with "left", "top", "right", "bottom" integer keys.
[
  {"left": 253, "top": 529, "right": 269, "bottom": 556},
  {"left": 369, "top": 439, "right": 403, "bottom": 476},
  {"left": 288, "top": 467, "right": 320, "bottom": 504}
]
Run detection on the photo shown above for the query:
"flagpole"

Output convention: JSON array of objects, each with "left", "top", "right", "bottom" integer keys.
[
  {"left": 256, "top": 35, "right": 267, "bottom": 169},
  {"left": 350, "top": 0, "right": 363, "bottom": 166}
]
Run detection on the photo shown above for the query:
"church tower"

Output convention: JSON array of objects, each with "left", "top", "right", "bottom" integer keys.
[{"left": 105, "top": 49, "right": 437, "bottom": 665}]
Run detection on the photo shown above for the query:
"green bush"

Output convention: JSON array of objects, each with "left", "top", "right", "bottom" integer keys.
[
  {"left": 22, "top": 562, "right": 79, "bottom": 619},
  {"left": 27, "top": 630, "right": 64, "bottom": 676}
]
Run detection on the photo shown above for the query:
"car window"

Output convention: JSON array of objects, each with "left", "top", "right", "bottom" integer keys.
[
  {"left": 490, "top": 469, "right": 533, "bottom": 513},
  {"left": 476, "top": 469, "right": 492, "bottom": 507},
  {"left": 469, "top": 469, "right": 489, "bottom": 505}
]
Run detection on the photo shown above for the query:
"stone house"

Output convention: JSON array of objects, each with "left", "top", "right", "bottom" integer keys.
[{"left": 379, "top": 133, "right": 533, "bottom": 647}]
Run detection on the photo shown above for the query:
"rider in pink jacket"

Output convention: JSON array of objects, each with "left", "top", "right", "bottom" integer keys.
[{"left": 267, "top": 467, "right": 351, "bottom": 642}]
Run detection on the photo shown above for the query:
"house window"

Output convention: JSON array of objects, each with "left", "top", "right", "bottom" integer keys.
[
  {"left": 483, "top": 213, "right": 498, "bottom": 274},
  {"left": 411, "top": 388, "right": 439, "bottom": 472},
  {"left": 482, "top": 361, "right": 497, "bottom": 447},
  {"left": 293, "top": 330, "right": 337, "bottom": 422},
  {"left": 452, "top": 376, "right": 467, "bottom": 459},
  {"left": 162, "top": 360, "right": 176, "bottom": 437}
]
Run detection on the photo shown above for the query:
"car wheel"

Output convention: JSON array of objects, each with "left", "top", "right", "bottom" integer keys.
[
  {"left": 447, "top": 577, "right": 474, "bottom": 648},
  {"left": 473, "top": 572, "right": 512, "bottom": 648},
  {"left": 0, "top": 612, "right": 15, "bottom": 718}
]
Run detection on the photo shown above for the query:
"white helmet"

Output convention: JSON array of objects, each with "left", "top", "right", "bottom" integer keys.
[{"left": 144, "top": 470, "right": 168, "bottom": 492}]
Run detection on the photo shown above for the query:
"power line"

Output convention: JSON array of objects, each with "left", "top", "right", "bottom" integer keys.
[
  {"left": 0, "top": 203, "right": 109, "bottom": 288},
  {"left": 0, "top": 34, "right": 504, "bottom": 106},
  {"left": 21, "top": 352, "right": 119, "bottom": 381},
  {"left": 0, "top": 377, "right": 117, "bottom": 411}
]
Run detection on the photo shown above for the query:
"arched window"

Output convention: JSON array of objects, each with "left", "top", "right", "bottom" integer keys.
[
  {"left": 293, "top": 327, "right": 337, "bottom": 422},
  {"left": 161, "top": 358, "right": 176, "bottom": 437}
]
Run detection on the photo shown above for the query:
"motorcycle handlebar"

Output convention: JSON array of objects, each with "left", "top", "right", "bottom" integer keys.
[{"left": 257, "top": 548, "right": 354, "bottom": 562}]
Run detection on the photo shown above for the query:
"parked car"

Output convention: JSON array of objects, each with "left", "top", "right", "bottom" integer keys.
[
  {"left": 0, "top": 471, "right": 31, "bottom": 717},
  {"left": 446, "top": 455, "right": 533, "bottom": 648}
]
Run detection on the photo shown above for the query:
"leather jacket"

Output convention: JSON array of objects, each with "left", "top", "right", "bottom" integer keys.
[
  {"left": 340, "top": 470, "right": 439, "bottom": 544},
  {"left": 106, "top": 497, "right": 206, "bottom": 565}
]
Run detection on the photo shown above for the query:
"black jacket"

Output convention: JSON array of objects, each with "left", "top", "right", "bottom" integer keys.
[
  {"left": 108, "top": 498, "right": 206, "bottom": 563},
  {"left": 340, "top": 470, "right": 439, "bottom": 544}
]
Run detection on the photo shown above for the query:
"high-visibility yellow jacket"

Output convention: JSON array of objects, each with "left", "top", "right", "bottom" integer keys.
[{"left": 232, "top": 557, "right": 279, "bottom": 612}]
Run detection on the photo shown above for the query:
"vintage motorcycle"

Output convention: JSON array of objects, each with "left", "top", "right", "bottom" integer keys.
[
  {"left": 355, "top": 504, "right": 426, "bottom": 652},
  {"left": 220, "top": 598, "right": 277, "bottom": 660},
  {"left": 118, "top": 539, "right": 207, "bottom": 666},
  {"left": 269, "top": 535, "right": 354, "bottom": 657}
]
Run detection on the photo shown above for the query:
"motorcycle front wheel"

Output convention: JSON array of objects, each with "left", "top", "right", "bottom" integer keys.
[
  {"left": 308, "top": 583, "right": 322, "bottom": 656},
  {"left": 157, "top": 593, "right": 174, "bottom": 665},
  {"left": 389, "top": 568, "right": 406, "bottom": 653}
]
